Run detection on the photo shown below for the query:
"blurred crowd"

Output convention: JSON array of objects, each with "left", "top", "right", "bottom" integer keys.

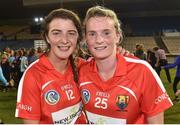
[{"left": 0, "top": 46, "right": 44, "bottom": 92}]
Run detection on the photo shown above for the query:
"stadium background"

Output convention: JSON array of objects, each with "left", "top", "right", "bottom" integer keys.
[
  {"left": 0, "top": 0, "right": 180, "bottom": 62},
  {"left": 0, "top": 0, "right": 180, "bottom": 123}
]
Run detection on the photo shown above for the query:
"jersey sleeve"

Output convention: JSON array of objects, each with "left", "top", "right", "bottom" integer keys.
[
  {"left": 15, "top": 68, "right": 41, "bottom": 120},
  {"left": 140, "top": 64, "right": 173, "bottom": 117}
]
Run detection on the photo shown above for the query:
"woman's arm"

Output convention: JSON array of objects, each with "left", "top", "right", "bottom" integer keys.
[
  {"left": 23, "top": 119, "right": 39, "bottom": 124},
  {"left": 147, "top": 112, "right": 164, "bottom": 124}
]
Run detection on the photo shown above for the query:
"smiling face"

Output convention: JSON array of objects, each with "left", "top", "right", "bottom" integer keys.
[
  {"left": 85, "top": 16, "right": 120, "bottom": 60},
  {"left": 46, "top": 18, "right": 78, "bottom": 60}
]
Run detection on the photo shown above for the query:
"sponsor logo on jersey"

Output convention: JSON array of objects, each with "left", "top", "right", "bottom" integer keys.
[
  {"left": 52, "top": 102, "right": 83, "bottom": 124},
  {"left": 54, "top": 106, "right": 82, "bottom": 124},
  {"left": 155, "top": 92, "right": 169, "bottom": 104},
  {"left": 81, "top": 89, "right": 90, "bottom": 104},
  {"left": 17, "top": 103, "right": 32, "bottom": 112},
  {"left": 116, "top": 95, "right": 129, "bottom": 110},
  {"left": 45, "top": 90, "right": 60, "bottom": 105}
]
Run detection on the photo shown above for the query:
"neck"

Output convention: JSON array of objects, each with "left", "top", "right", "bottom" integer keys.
[
  {"left": 96, "top": 54, "right": 117, "bottom": 81},
  {"left": 47, "top": 54, "right": 69, "bottom": 74}
]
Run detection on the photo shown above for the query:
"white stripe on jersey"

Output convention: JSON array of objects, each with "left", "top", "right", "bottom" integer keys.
[
  {"left": 15, "top": 108, "right": 19, "bottom": 117},
  {"left": 124, "top": 57, "right": 173, "bottom": 105},
  {"left": 124, "top": 57, "right": 165, "bottom": 91},
  {"left": 117, "top": 85, "right": 137, "bottom": 101},
  {"left": 16, "top": 59, "right": 39, "bottom": 103},
  {"left": 79, "top": 81, "right": 92, "bottom": 87},
  {"left": 15, "top": 59, "right": 39, "bottom": 117},
  {"left": 42, "top": 80, "right": 54, "bottom": 90}
]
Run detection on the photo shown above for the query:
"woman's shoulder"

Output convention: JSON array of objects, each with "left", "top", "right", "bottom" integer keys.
[
  {"left": 124, "top": 56, "right": 151, "bottom": 70},
  {"left": 78, "top": 57, "right": 94, "bottom": 72}
]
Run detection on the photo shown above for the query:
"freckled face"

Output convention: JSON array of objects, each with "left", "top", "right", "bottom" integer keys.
[
  {"left": 47, "top": 18, "right": 78, "bottom": 60},
  {"left": 86, "top": 17, "right": 120, "bottom": 60}
]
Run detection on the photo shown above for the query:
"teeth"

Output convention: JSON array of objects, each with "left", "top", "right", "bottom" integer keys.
[
  {"left": 95, "top": 46, "right": 106, "bottom": 50},
  {"left": 57, "top": 46, "right": 70, "bottom": 51}
]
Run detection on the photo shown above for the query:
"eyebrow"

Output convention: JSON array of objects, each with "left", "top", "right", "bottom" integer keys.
[
  {"left": 87, "top": 31, "right": 95, "bottom": 33},
  {"left": 103, "top": 29, "right": 111, "bottom": 32},
  {"left": 87, "top": 29, "right": 111, "bottom": 33},
  {"left": 51, "top": 29, "right": 61, "bottom": 32},
  {"left": 51, "top": 29, "right": 77, "bottom": 33},
  {"left": 67, "top": 30, "right": 78, "bottom": 33}
]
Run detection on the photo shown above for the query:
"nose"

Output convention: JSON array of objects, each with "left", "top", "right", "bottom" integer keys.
[
  {"left": 60, "top": 33, "right": 68, "bottom": 44},
  {"left": 96, "top": 34, "right": 104, "bottom": 44}
]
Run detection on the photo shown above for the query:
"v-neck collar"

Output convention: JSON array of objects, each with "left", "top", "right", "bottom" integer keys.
[
  {"left": 39, "top": 55, "right": 72, "bottom": 78},
  {"left": 90, "top": 54, "right": 127, "bottom": 91}
]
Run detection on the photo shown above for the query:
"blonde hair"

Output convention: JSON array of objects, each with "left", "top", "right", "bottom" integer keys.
[{"left": 83, "top": 6, "right": 123, "bottom": 42}]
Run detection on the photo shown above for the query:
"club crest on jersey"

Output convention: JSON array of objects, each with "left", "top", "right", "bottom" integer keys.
[
  {"left": 81, "top": 89, "right": 90, "bottom": 104},
  {"left": 45, "top": 90, "right": 60, "bottom": 105},
  {"left": 116, "top": 95, "right": 129, "bottom": 110}
]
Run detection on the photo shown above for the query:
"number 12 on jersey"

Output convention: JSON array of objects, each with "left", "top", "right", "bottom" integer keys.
[{"left": 65, "top": 90, "right": 75, "bottom": 100}]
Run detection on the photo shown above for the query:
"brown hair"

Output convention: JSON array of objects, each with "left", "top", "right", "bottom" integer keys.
[
  {"left": 41, "top": 8, "right": 82, "bottom": 51},
  {"left": 41, "top": 8, "right": 82, "bottom": 83}
]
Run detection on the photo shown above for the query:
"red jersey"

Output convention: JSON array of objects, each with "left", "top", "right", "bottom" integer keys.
[
  {"left": 79, "top": 54, "right": 173, "bottom": 124},
  {"left": 15, "top": 55, "right": 86, "bottom": 124}
]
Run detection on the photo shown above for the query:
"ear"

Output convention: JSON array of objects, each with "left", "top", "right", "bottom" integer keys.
[
  {"left": 115, "top": 31, "right": 121, "bottom": 45},
  {"left": 45, "top": 36, "right": 50, "bottom": 44}
]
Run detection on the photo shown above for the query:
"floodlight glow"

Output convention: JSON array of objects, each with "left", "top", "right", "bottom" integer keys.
[
  {"left": 39, "top": 17, "right": 43, "bottom": 22},
  {"left": 34, "top": 17, "right": 39, "bottom": 22}
]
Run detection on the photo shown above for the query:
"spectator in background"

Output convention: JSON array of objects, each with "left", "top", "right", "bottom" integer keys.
[
  {"left": 153, "top": 46, "right": 172, "bottom": 84},
  {"left": 36, "top": 47, "right": 44, "bottom": 58},
  {"left": 1, "top": 54, "right": 11, "bottom": 84},
  {"left": 134, "top": 43, "right": 146, "bottom": 60},
  {"left": 19, "top": 50, "right": 28, "bottom": 79},
  {"left": 0, "top": 65, "right": 9, "bottom": 92},
  {"left": 10, "top": 50, "right": 21, "bottom": 88},
  {"left": 3, "top": 47, "right": 11, "bottom": 56},
  {"left": 147, "top": 48, "right": 156, "bottom": 69},
  {"left": 8, "top": 49, "right": 15, "bottom": 65},
  {"left": 27, "top": 48, "right": 38, "bottom": 64},
  {"left": 162, "top": 56, "right": 180, "bottom": 103}
]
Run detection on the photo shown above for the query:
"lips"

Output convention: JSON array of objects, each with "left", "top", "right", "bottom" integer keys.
[
  {"left": 94, "top": 46, "right": 107, "bottom": 50},
  {"left": 57, "top": 46, "right": 70, "bottom": 51}
]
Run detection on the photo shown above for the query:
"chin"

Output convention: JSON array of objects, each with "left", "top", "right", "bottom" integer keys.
[
  {"left": 57, "top": 53, "right": 71, "bottom": 59},
  {"left": 58, "top": 56, "right": 70, "bottom": 60},
  {"left": 94, "top": 55, "right": 107, "bottom": 60}
]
